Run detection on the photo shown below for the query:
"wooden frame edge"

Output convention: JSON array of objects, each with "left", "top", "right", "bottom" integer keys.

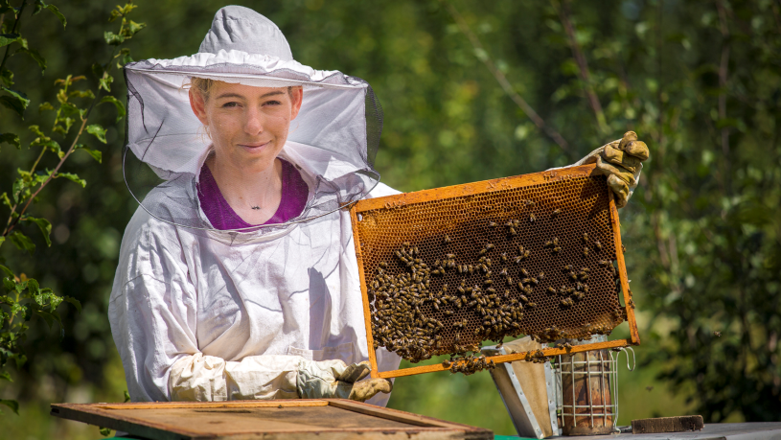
[
  {"left": 350, "top": 207, "right": 380, "bottom": 379},
  {"left": 375, "top": 338, "right": 633, "bottom": 379}
]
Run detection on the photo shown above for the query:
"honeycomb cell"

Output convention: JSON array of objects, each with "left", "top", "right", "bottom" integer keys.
[{"left": 352, "top": 172, "right": 626, "bottom": 363}]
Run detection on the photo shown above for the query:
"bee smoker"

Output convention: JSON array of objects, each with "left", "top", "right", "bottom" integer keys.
[
  {"left": 483, "top": 336, "right": 635, "bottom": 438},
  {"left": 555, "top": 336, "right": 635, "bottom": 435}
]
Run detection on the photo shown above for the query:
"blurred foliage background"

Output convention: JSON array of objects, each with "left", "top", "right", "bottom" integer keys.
[{"left": 2, "top": 0, "right": 781, "bottom": 438}]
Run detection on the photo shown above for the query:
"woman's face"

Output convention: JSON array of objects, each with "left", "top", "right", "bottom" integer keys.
[{"left": 189, "top": 81, "right": 303, "bottom": 172}]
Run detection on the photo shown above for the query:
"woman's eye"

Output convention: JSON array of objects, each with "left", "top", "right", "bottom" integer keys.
[
  {"left": 221, "top": 101, "right": 239, "bottom": 108},
  {"left": 264, "top": 100, "right": 282, "bottom": 106}
]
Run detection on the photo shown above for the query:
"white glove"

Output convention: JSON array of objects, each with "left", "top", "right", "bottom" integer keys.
[
  {"left": 574, "top": 131, "right": 650, "bottom": 208},
  {"left": 169, "top": 354, "right": 392, "bottom": 402},
  {"left": 296, "top": 359, "right": 392, "bottom": 402}
]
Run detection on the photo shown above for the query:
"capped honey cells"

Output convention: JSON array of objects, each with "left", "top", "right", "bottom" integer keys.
[{"left": 354, "top": 173, "right": 628, "bottom": 371}]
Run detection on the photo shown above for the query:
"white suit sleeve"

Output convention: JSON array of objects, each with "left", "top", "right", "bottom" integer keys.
[
  {"left": 109, "top": 209, "right": 302, "bottom": 402},
  {"left": 169, "top": 353, "right": 300, "bottom": 401}
]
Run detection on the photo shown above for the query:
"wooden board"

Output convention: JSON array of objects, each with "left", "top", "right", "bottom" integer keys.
[
  {"left": 349, "top": 164, "right": 640, "bottom": 379},
  {"left": 50, "top": 399, "right": 493, "bottom": 440},
  {"left": 632, "top": 415, "right": 705, "bottom": 434}
]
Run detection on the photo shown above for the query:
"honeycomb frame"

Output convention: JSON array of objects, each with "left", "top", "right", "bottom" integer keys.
[{"left": 349, "top": 164, "right": 640, "bottom": 379}]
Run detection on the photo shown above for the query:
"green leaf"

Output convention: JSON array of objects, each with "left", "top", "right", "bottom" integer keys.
[
  {"left": 56, "top": 172, "right": 86, "bottom": 188},
  {"left": 0, "top": 67, "right": 13, "bottom": 86},
  {"left": 99, "top": 95, "right": 125, "bottom": 122},
  {"left": 77, "top": 145, "right": 102, "bottom": 163},
  {"left": 0, "top": 264, "right": 12, "bottom": 278},
  {"left": 0, "top": 192, "right": 10, "bottom": 208},
  {"left": 108, "top": 6, "right": 122, "bottom": 22},
  {"left": 103, "top": 31, "right": 124, "bottom": 46},
  {"left": 64, "top": 296, "right": 82, "bottom": 313},
  {"left": 86, "top": 124, "right": 107, "bottom": 144},
  {"left": 99, "top": 73, "right": 113, "bottom": 92},
  {"left": 123, "top": 390, "right": 131, "bottom": 402},
  {"left": 99, "top": 427, "right": 112, "bottom": 437},
  {"left": 116, "top": 47, "right": 134, "bottom": 66},
  {"left": 16, "top": 47, "right": 46, "bottom": 72},
  {"left": 46, "top": 4, "right": 66, "bottom": 27},
  {"left": 0, "top": 33, "right": 20, "bottom": 48},
  {"left": 38, "top": 102, "right": 54, "bottom": 112},
  {"left": 34, "top": 309, "right": 62, "bottom": 329},
  {"left": 1, "top": 399, "right": 19, "bottom": 415},
  {"left": 28, "top": 124, "right": 44, "bottom": 137},
  {"left": 8, "top": 231, "right": 34, "bottom": 254},
  {"left": 0, "top": 371, "right": 12, "bottom": 382},
  {"left": 69, "top": 89, "right": 94, "bottom": 99},
  {"left": 32, "top": 0, "right": 46, "bottom": 14},
  {"left": 0, "top": 87, "right": 30, "bottom": 117},
  {"left": 22, "top": 217, "right": 51, "bottom": 247},
  {"left": 0, "top": 133, "right": 20, "bottom": 149}
]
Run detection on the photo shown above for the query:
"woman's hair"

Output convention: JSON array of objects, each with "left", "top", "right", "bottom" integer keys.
[
  {"left": 187, "top": 77, "right": 297, "bottom": 102},
  {"left": 189, "top": 77, "right": 216, "bottom": 101}
]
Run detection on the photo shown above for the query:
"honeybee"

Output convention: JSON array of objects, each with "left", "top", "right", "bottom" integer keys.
[
  {"left": 553, "top": 247, "right": 561, "bottom": 253},
  {"left": 599, "top": 260, "right": 609, "bottom": 266},
  {"left": 479, "top": 248, "right": 487, "bottom": 256},
  {"left": 446, "top": 253, "right": 456, "bottom": 259},
  {"left": 509, "top": 227, "right": 518, "bottom": 236},
  {"left": 564, "top": 265, "right": 573, "bottom": 271},
  {"left": 530, "top": 214, "right": 536, "bottom": 223},
  {"left": 538, "top": 272, "right": 545, "bottom": 279},
  {"left": 594, "top": 240, "right": 602, "bottom": 251},
  {"left": 486, "top": 243, "right": 494, "bottom": 250},
  {"left": 583, "top": 247, "right": 590, "bottom": 257},
  {"left": 444, "top": 235, "right": 452, "bottom": 244},
  {"left": 403, "top": 242, "right": 411, "bottom": 247},
  {"left": 583, "top": 233, "right": 589, "bottom": 242},
  {"left": 488, "top": 221, "right": 498, "bottom": 227},
  {"left": 544, "top": 240, "right": 553, "bottom": 248},
  {"left": 514, "top": 256, "right": 523, "bottom": 264},
  {"left": 553, "top": 237, "right": 559, "bottom": 246},
  {"left": 501, "top": 252, "right": 508, "bottom": 262},
  {"left": 547, "top": 286, "right": 557, "bottom": 294}
]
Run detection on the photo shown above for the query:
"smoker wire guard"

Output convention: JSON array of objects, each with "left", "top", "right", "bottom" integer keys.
[{"left": 348, "top": 163, "right": 640, "bottom": 379}]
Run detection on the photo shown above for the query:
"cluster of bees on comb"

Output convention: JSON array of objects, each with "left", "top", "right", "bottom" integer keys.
[{"left": 366, "top": 205, "right": 625, "bottom": 375}]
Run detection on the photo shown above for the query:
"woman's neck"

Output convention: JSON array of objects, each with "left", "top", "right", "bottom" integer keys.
[{"left": 206, "top": 153, "right": 283, "bottom": 225}]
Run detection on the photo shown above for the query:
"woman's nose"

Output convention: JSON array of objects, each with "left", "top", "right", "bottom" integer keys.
[{"left": 244, "top": 108, "right": 264, "bottom": 135}]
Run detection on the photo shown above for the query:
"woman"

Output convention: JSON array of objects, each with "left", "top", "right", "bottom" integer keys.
[{"left": 110, "top": 6, "right": 648, "bottom": 405}]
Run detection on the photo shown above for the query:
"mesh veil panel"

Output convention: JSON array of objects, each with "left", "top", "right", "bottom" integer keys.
[{"left": 122, "top": 61, "right": 382, "bottom": 234}]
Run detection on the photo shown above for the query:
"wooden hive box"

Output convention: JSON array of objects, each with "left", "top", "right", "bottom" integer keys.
[{"left": 51, "top": 399, "right": 493, "bottom": 440}]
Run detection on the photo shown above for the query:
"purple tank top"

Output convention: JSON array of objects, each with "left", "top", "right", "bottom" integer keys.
[{"left": 197, "top": 159, "right": 309, "bottom": 230}]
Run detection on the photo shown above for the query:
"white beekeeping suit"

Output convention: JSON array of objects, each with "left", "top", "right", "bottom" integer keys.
[{"left": 109, "top": 6, "right": 400, "bottom": 405}]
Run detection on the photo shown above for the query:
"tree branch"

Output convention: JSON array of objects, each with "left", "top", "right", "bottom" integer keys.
[
  {"left": 439, "top": 0, "right": 571, "bottom": 154},
  {"left": 0, "top": 0, "right": 26, "bottom": 74},
  {"left": 556, "top": 0, "right": 608, "bottom": 135}
]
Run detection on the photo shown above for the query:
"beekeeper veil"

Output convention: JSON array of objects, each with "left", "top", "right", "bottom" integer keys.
[{"left": 123, "top": 6, "right": 382, "bottom": 232}]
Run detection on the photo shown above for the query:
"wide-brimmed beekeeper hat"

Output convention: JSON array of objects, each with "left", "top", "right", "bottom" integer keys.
[{"left": 123, "top": 5, "right": 382, "bottom": 232}]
